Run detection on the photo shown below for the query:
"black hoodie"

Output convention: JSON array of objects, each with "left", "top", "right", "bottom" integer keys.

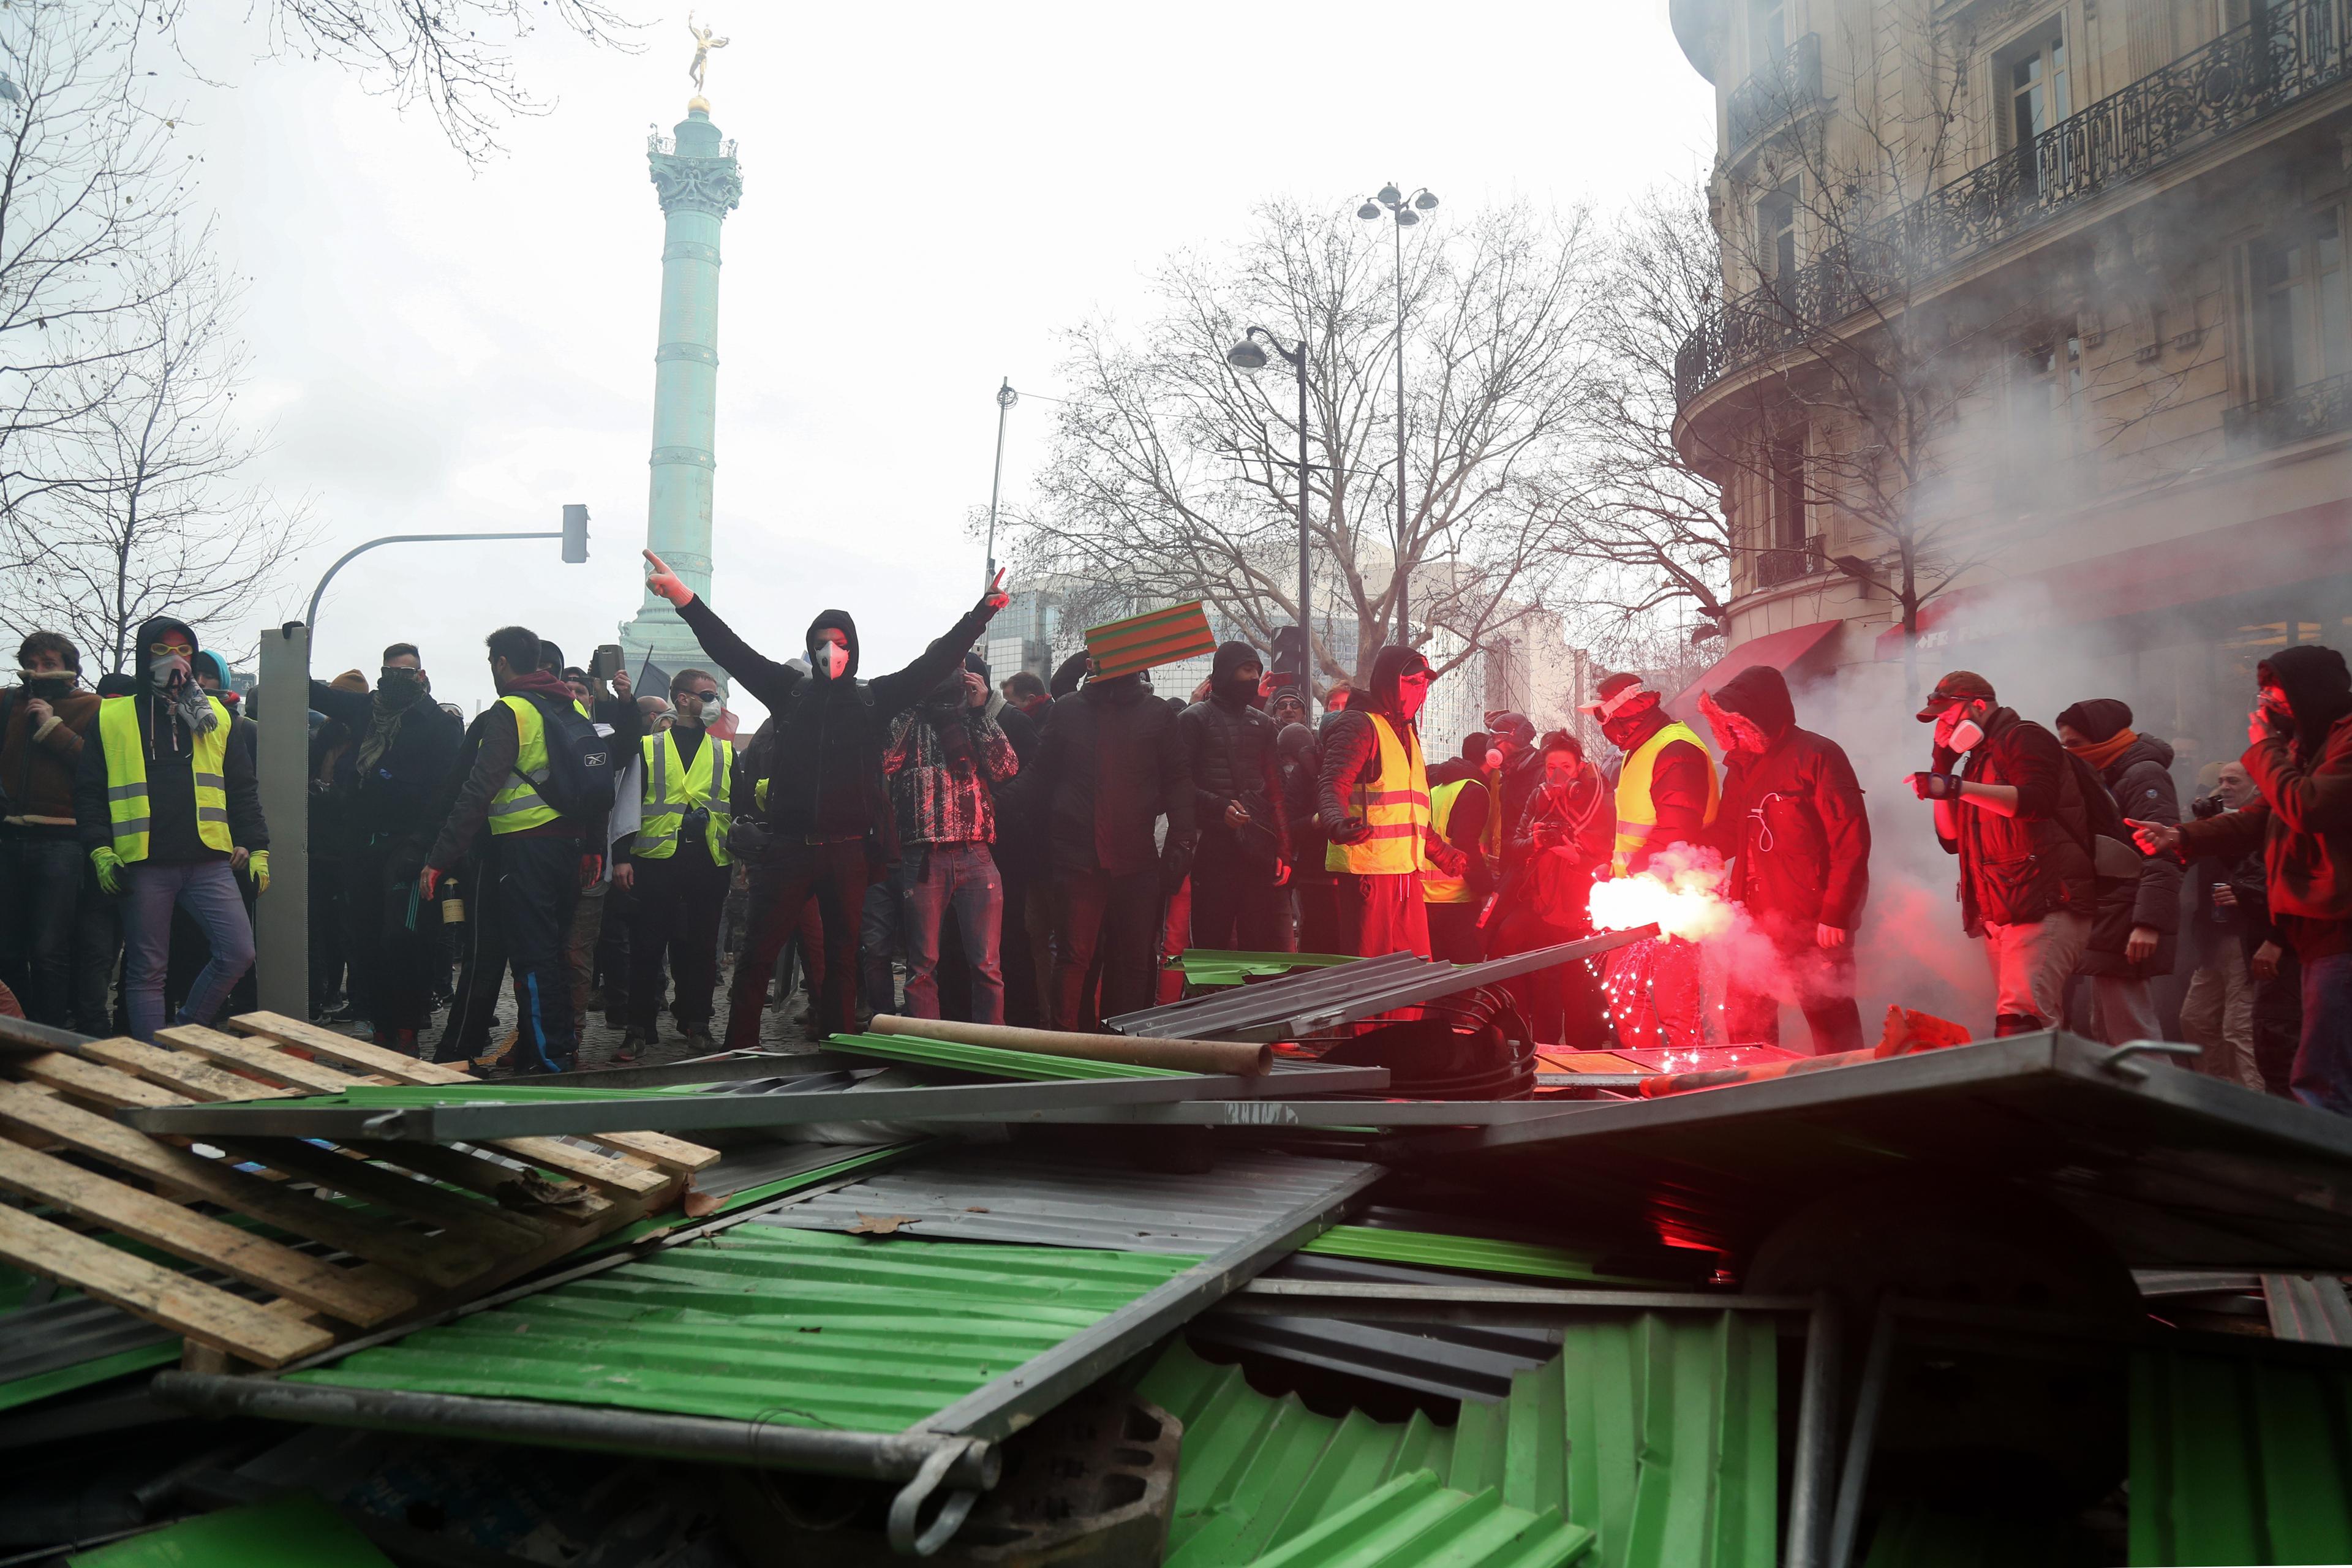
[
  {"left": 1022, "top": 670, "right": 1196, "bottom": 876},
  {"left": 678, "top": 593, "right": 996, "bottom": 845},
  {"left": 1178, "top": 641, "right": 1290, "bottom": 864},
  {"left": 1708, "top": 666, "right": 1868, "bottom": 932},
  {"left": 1315, "top": 646, "right": 1428, "bottom": 840},
  {"left": 75, "top": 614, "right": 266, "bottom": 863}
]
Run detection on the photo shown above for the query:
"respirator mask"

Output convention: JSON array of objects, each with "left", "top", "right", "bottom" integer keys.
[
  {"left": 1946, "top": 713, "right": 1986, "bottom": 754},
  {"left": 810, "top": 636, "right": 849, "bottom": 680}
]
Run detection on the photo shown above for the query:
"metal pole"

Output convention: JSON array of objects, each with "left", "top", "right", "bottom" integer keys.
[
  {"left": 254, "top": 623, "right": 310, "bottom": 1019},
  {"left": 984, "top": 378, "right": 1016, "bottom": 590},
  {"left": 1783, "top": 1294, "right": 1842, "bottom": 1568},
  {"left": 305, "top": 531, "right": 561, "bottom": 635},
  {"left": 1295, "top": 344, "right": 1311, "bottom": 685},
  {"left": 1393, "top": 214, "right": 1409, "bottom": 647},
  {"left": 1827, "top": 1301, "right": 1898, "bottom": 1568}
]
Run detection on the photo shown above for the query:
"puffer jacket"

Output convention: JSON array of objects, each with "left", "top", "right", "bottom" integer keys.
[
  {"left": 1708, "top": 666, "right": 1871, "bottom": 936},
  {"left": 1179, "top": 690, "right": 1291, "bottom": 865},
  {"left": 2077, "top": 733, "right": 2180, "bottom": 978},
  {"left": 1940, "top": 706, "right": 2096, "bottom": 933}
]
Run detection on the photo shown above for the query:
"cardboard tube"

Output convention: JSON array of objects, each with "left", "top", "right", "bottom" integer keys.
[{"left": 868, "top": 1015, "right": 1272, "bottom": 1077}]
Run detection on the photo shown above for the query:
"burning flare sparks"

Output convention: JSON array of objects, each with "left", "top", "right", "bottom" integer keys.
[{"left": 1586, "top": 845, "right": 1736, "bottom": 943}]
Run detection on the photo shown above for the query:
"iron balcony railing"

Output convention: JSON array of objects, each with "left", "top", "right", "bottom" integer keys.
[
  {"left": 1754, "top": 534, "right": 1826, "bottom": 589},
  {"left": 2223, "top": 370, "right": 2352, "bottom": 451},
  {"left": 1726, "top": 32, "right": 1825, "bottom": 161},
  {"left": 1678, "top": 0, "right": 2352, "bottom": 408}
]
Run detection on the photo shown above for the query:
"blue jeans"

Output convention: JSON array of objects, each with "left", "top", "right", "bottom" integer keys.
[
  {"left": 898, "top": 842, "right": 1003, "bottom": 1025},
  {"left": 2293, "top": 949, "right": 2352, "bottom": 1115},
  {"left": 121, "top": 859, "right": 254, "bottom": 1042}
]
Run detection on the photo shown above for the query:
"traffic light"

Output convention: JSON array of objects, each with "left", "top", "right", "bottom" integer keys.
[
  {"left": 1270, "top": 623, "right": 1307, "bottom": 685},
  {"left": 560, "top": 504, "right": 589, "bottom": 564}
]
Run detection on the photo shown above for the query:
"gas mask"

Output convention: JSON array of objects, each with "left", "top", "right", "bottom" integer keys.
[
  {"left": 1945, "top": 706, "right": 1986, "bottom": 755},
  {"left": 810, "top": 636, "right": 850, "bottom": 680}
]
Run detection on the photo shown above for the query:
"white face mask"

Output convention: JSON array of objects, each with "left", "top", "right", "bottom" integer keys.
[{"left": 813, "top": 640, "right": 849, "bottom": 680}]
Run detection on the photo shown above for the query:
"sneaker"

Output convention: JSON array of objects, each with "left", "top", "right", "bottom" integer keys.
[
  {"left": 684, "top": 1023, "right": 714, "bottom": 1054},
  {"left": 394, "top": 1028, "right": 420, "bottom": 1058},
  {"left": 472, "top": 1029, "right": 517, "bottom": 1076},
  {"left": 614, "top": 1027, "right": 647, "bottom": 1065}
]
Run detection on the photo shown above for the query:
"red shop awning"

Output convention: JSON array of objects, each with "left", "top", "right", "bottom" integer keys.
[
  {"left": 1872, "top": 497, "right": 2352, "bottom": 659},
  {"left": 1668, "top": 618, "right": 1845, "bottom": 723}
]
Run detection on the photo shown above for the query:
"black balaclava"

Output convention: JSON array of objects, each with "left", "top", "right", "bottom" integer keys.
[
  {"left": 923, "top": 669, "right": 976, "bottom": 771},
  {"left": 1210, "top": 641, "right": 1262, "bottom": 708},
  {"left": 2261, "top": 646, "right": 2352, "bottom": 761},
  {"left": 1599, "top": 692, "right": 1662, "bottom": 752},
  {"left": 807, "top": 610, "right": 860, "bottom": 684},
  {"left": 1364, "top": 646, "right": 1427, "bottom": 724}
]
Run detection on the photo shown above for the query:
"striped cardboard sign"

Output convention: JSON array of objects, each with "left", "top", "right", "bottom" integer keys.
[{"left": 1084, "top": 601, "right": 1217, "bottom": 679}]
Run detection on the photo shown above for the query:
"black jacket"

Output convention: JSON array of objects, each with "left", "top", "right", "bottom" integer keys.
[
  {"left": 679, "top": 594, "right": 995, "bottom": 845},
  {"left": 1275, "top": 722, "right": 1330, "bottom": 881},
  {"left": 1939, "top": 707, "right": 2096, "bottom": 933},
  {"left": 1022, "top": 673, "right": 1196, "bottom": 877},
  {"left": 75, "top": 693, "right": 267, "bottom": 862},
  {"left": 2077, "top": 733, "right": 2182, "bottom": 978},
  {"left": 1708, "top": 666, "right": 1870, "bottom": 934},
  {"left": 1179, "top": 693, "right": 1291, "bottom": 866},
  {"left": 309, "top": 679, "right": 465, "bottom": 846}
]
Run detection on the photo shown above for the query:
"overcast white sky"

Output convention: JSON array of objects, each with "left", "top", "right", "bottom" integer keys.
[{"left": 172, "top": 2, "right": 1715, "bottom": 723}]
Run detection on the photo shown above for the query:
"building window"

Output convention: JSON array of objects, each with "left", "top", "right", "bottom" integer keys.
[
  {"left": 2251, "top": 207, "right": 2350, "bottom": 401},
  {"left": 1751, "top": 0, "right": 1788, "bottom": 71},
  {"left": 1996, "top": 21, "right": 2071, "bottom": 196},
  {"left": 2011, "top": 331, "right": 2083, "bottom": 459},
  {"left": 1755, "top": 432, "right": 1814, "bottom": 587},
  {"left": 1757, "top": 179, "right": 1799, "bottom": 290}
]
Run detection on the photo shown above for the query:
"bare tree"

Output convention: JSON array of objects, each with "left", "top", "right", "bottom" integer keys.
[
  {"left": 1015, "top": 199, "right": 1602, "bottom": 685},
  {"left": 2, "top": 255, "right": 312, "bottom": 673},
  {"left": 156, "top": 0, "right": 645, "bottom": 171},
  {"left": 0, "top": 4, "right": 200, "bottom": 530},
  {"left": 1559, "top": 181, "right": 1735, "bottom": 644}
]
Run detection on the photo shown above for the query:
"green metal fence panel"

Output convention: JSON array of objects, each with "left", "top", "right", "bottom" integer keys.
[
  {"left": 292, "top": 1229, "right": 1197, "bottom": 1433},
  {"left": 68, "top": 1492, "right": 395, "bottom": 1567},
  {"left": 823, "top": 1031, "right": 1193, "bottom": 1080},
  {"left": 1251, "top": 1470, "right": 1592, "bottom": 1568},
  {"left": 1298, "top": 1227, "right": 1673, "bottom": 1287},
  {"left": 1174, "top": 950, "right": 1366, "bottom": 989},
  {"left": 1140, "top": 1312, "right": 1775, "bottom": 1568},
  {"left": 2130, "top": 1345, "right": 2352, "bottom": 1565}
]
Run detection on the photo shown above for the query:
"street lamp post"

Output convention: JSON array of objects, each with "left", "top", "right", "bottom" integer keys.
[
  {"left": 984, "top": 379, "right": 1018, "bottom": 591},
  {"left": 1358, "top": 181, "right": 1438, "bottom": 647},
  {"left": 1225, "top": 328, "right": 1312, "bottom": 683}
]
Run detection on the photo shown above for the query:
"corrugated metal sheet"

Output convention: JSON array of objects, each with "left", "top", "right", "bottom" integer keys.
[
  {"left": 823, "top": 1031, "right": 1191, "bottom": 1080},
  {"left": 2129, "top": 1345, "right": 2352, "bottom": 1565},
  {"left": 753, "top": 1147, "right": 1380, "bottom": 1255},
  {"left": 1142, "top": 1311, "right": 1777, "bottom": 1568},
  {"left": 1175, "top": 951, "right": 1364, "bottom": 989},
  {"left": 2261, "top": 1272, "right": 2352, "bottom": 1344},
  {"left": 290, "top": 1227, "right": 1197, "bottom": 1433},
  {"left": 1251, "top": 1469, "right": 1592, "bottom": 1568},
  {"left": 1300, "top": 1227, "right": 1669, "bottom": 1287},
  {"left": 1109, "top": 952, "right": 1444, "bottom": 1039}
]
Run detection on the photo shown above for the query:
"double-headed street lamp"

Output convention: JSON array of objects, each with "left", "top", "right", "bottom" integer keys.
[
  {"left": 1359, "top": 181, "right": 1438, "bottom": 645},
  {"left": 1226, "top": 326, "right": 1313, "bottom": 687}
]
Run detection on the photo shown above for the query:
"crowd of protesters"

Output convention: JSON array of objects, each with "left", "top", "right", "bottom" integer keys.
[{"left": 0, "top": 575, "right": 2343, "bottom": 1114}]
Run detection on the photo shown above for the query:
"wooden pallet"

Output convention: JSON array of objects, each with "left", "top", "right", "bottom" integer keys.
[{"left": 0, "top": 1012, "right": 720, "bottom": 1370}]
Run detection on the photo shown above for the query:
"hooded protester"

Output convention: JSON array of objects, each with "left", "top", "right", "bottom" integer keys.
[
  {"left": 1017, "top": 657, "right": 1197, "bottom": 1030},
  {"left": 309, "top": 644, "right": 463, "bottom": 1054},
  {"left": 420, "top": 625, "right": 598, "bottom": 1072},
  {"left": 1317, "top": 646, "right": 1438, "bottom": 958},
  {"left": 1179, "top": 641, "right": 1293, "bottom": 952},
  {"left": 1582, "top": 673, "right": 1719, "bottom": 1051},
  {"left": 1910, "top": 670, "right": 2098, "bottom": 1038},
  {"left": 2056, "top": 698, "right": 2180, "bottom": 1049},
  {"left": 884, "top": 663, "right": 1018, "bottom": 1023},
  {"left": 2147, "top": 645, "right": 2352, "bottom": 1112},
  {"left": 1701, "top": 666, "right": 1870, "bottom": 1055},
  {"left": 643, "top": 549, "right": 1008, "bottom": 1046},
  {"left": 74, "top": 616, "right": 268, "bottom": 1042},
  {"left": 0, "top": 631, "right": 109, "bottom": 1033},
  {"left": 1488, "top": 731, "right": 1613, "bottom": 1043}
]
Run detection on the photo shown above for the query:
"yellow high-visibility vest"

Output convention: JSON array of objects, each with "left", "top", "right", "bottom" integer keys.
[
  {"left": 636, "top": 731, "right": 733, "bottom": 865},
  {"left": 1325, "top": 713, "right": 1430, "bottom": 876},
  {"left": 486, "top": 695, "right": 588, "bottom": 836},
  {"left": 1422, "top": 777, "right": 1478, "bottom": 905},
  {"left": 1611, "top": 720, "right": 1720, "bottom": 876},
  {"left": 96, "top": 695, "right": 232, "bottom": 863}
]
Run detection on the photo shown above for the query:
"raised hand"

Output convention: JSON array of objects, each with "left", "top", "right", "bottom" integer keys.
[
  {"left": 981, "top": 567, "right": 1010, "bottom": 614},
  {"left": 644, "top": 549, "right": 692, "bottom": 608}
]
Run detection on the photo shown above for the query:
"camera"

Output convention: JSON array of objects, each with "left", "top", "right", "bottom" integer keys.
[{"left": 2190, "top": 791, "right": 2227, "bottom": 820}]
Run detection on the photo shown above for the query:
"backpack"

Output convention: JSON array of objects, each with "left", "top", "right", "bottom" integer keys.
[
  {"left": 2059, "top": 749, "right": 2147, "bottom": 884},
  {"left": 518, "top": 694, "right": 619, "bottom": 823}
]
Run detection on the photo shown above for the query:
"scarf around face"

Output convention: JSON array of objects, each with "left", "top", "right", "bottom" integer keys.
[{"left": 2065, "top": 726, "right": 2138, "bottom": 773}]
